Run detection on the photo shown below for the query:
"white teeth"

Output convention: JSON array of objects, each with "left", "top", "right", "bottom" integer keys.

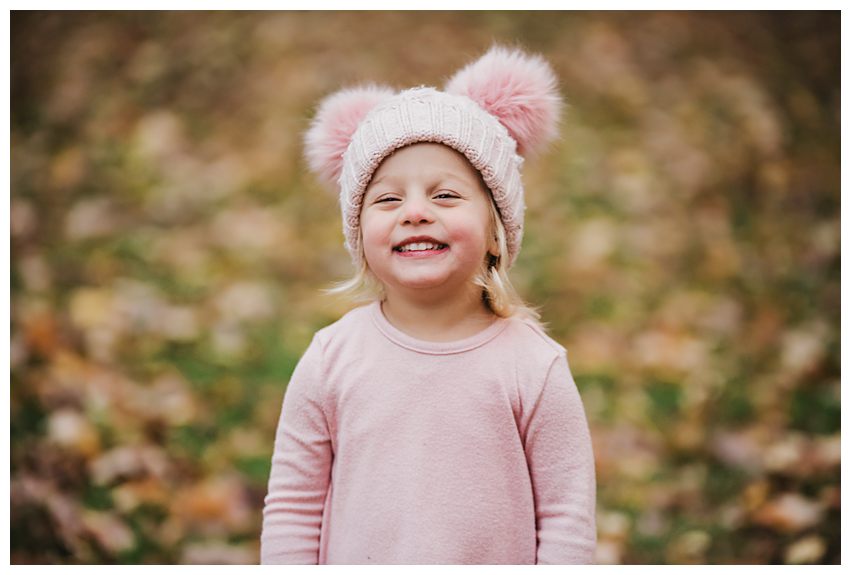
[{"left": 398, "top": 242, "right": 442, "bottom": 252}]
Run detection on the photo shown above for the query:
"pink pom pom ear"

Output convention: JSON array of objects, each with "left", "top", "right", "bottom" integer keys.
[
  {"left": 304, "top": 84, "right": 396, "bottom": 185},
  {"left": 446, "top": 45, "right": 563, "bottom": 157}
]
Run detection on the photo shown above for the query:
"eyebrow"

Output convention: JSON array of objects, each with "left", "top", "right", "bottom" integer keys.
[
  {"left": 364, "top": 176, "right": 391, "bottom": 202},
  {"left": 367, "top": 174, "right": 389, "bottom": 190},
  {"left": 367, "top": 170, "right": 476, "bottom": 193}
]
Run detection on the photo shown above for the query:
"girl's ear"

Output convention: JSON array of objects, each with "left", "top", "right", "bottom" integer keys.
[
  {"left": 488, "top": 235, "right": 499, "bottom": 259},
  {"left": 304, "top": 84, "right": 396, "bottom": 186},
  {"left": 445, "top": 45, "right": 563, "bottom": 157}
]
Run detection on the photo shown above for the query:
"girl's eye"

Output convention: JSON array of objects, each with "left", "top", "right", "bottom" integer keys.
[
  {"left": 376, "top": 196, "right": 401, "bottom": 203},
  {"left": 435, "top": 192, "right": 459, "bottom": 200}
]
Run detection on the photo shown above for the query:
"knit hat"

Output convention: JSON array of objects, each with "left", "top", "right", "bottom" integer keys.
[{"left": 304, "top": 45, "right": 563, "bottom": 268}]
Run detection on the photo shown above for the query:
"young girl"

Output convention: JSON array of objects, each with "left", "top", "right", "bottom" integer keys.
[{"left": 261, "top": 45, "right": 596, "bottom": 565}]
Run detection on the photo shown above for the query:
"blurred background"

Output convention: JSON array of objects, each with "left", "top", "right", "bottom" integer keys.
[{"left": 10, "top": 11, "right": 840, "bottom": 564}]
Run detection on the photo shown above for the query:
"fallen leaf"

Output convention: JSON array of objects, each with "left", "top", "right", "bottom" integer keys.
[
  {"left": 593, "top": 539, "right": 623, "bottom": 565},
  {"left": 89, "top": 444, "right": 170, "bottom": 486},
  {"left": 171, "top": 474, "right": 252, "bottom": 533},
  {"left": 666, "top": 530, "right": 711, "bottom": 564},
  {"left": 82, "top": 511, "right": 136, "bottom": 555},
  {"left": 112, "top": 478, "right": 170, "bottom": 513},
  {"left": 710, "top": 429, "right": 763, "bottom": 474},
  {"left": 181, "top": 540, "right": 257, "bottom": 564},
  {"left": 784, "top": 535, "right": 826, "bottom": 564},
  {"left": 46, "top": 408, "right": 101, "bottom": 458},
  {"left": 752, "top": 493, "right": 825, "bottom": 533}
]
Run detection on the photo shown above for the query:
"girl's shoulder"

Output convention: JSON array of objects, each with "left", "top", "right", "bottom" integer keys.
[
  {"left": 311, "top": 302, "right": 374, "bottom": 347},
  {"left": 498, "top": 314, "right": 568, "bottom": 362}
]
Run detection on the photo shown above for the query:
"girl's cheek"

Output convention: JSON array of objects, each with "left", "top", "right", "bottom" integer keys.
[
  {"left": 448, "top": 228, "right": 490, "bottom": 262},
  {"left": 360, "top": 214, "right": 383, "bottom": 243},
  {"left": 447, "top": 217, "right": 488, "bottom": 245}
]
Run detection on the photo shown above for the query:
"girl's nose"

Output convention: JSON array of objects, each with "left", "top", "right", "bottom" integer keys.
[{"left": 400, "top": 196, "right": 434, "bottom": 225}]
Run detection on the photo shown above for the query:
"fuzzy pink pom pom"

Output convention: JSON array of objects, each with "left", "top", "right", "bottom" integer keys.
[
  {"left": 304, "top": 84, "right": 396, "bottom": 185},
  {"left": 445, "top": 45, "right": 563, "bottom": 157}
]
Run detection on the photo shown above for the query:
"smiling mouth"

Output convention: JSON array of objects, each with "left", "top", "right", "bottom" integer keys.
[{"left": 392, "top": 241, "right": 449, "bottom": 253}]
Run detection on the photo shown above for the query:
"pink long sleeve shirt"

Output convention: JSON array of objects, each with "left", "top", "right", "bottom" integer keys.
[{"left": 261, "top": 301, "right": 596, "bottom": 564}]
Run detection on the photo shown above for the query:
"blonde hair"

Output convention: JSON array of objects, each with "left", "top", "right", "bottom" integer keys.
[{"left": 323, "top": 195, "right": 546, "bottom": 330}]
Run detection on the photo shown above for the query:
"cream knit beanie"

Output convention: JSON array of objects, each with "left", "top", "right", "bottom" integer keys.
[{"left": 304, "top": 45, "right": 563, "bottom": 268}]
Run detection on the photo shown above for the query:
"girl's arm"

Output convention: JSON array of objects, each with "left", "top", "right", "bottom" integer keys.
[
  {"left": 525, "top": 352, "right": 597, "bottom": 564},
  {"left": 261, "top": 336, "right": 333, "bottom": 564}
]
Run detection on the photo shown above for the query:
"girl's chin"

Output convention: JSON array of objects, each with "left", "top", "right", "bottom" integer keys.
[
  {"left": 378, "top": 270, "right": 458, "bottom": 292},
  {"left": 392, "top": 276, "right": 450, "bottom": 290}
]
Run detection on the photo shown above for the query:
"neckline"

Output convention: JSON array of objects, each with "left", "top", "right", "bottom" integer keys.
[{"left": 367, "top": 300, "right": 509, "bottom": 355}]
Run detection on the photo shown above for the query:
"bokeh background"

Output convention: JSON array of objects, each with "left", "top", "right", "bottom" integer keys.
[{"left": 10, "top": 11, "right": 840, "bottom": 564}]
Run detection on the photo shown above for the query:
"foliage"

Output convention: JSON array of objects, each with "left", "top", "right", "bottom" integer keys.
[{"left": 10, "top": 11, "right": 839, "bottom": 564}]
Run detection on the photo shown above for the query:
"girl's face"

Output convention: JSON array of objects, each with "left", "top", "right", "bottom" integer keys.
[{"left": 360, "top": 143, "right": 496, "bottom": 300}]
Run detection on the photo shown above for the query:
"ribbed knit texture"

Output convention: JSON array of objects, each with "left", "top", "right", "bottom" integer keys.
[
  {"left": 261, "top": 302, "right": 597, "bottom": 564},
  {"left": 339, "top": 87, "right": 526, "bottom": 268}
]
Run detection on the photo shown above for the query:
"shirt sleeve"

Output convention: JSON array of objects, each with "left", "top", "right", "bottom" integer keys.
[
  {"left": 525, "top": 351, "right": 597, "bottom": 564},
  {"left": 260, "top": 335, "right": 333, "bottom": 564}
]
